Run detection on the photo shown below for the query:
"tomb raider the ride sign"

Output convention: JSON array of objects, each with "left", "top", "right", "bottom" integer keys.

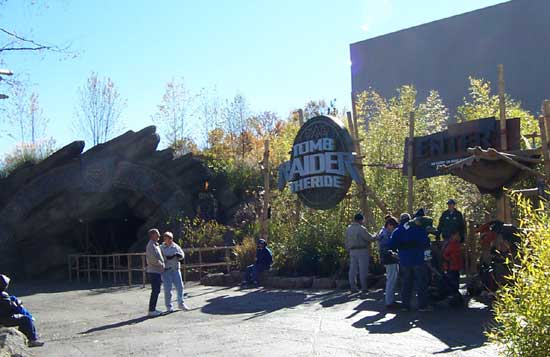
[{"left": 278, "top": 115, "right": 363, "bottom": 210}]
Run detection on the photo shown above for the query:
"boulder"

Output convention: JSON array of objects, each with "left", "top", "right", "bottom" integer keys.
[
  {"left": 0, "top": 327, "right": 30, "bottom": 357},
  {"left": 312, "top": 278, "right": 336, "bottom": 289}
]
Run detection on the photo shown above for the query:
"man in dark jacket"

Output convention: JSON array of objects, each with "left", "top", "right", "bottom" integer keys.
[
  {"left": 0, "top": 274, "right": 44, "bottom": 347},
  {"left": 437, "top": 199, "right": 466, "bottom": 242},
  {"left": 242, "top": 239, "right": 273, "bottom": 286},
  {"left": 390, "top": 211, "right": 432, "bottom": 312}
]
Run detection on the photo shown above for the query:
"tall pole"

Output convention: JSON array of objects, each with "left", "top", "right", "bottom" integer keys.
[
  {"left": 542, "top": 100, "right": 550, "bottom": 178},
  {"left": 498, "top": 64, "right": 508, "bottom": 151},
  {"left": 407, "top": 112, "right": 415, "bottom": 214},
  {"left": 293, "top": 110, "right": 304, "bottom": 225},
  {"left": 497, "top": 64, "right": 511, "bottom": 223},
  {"left": 261, "top": 140, "right": 270, "bottom": 242}
]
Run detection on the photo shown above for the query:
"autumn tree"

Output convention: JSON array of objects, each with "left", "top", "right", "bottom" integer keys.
[
  {"left": 224, "top": 93, "right": 251, "bottom": 162},
  {"left": 5, "top": 83, "right": 48, "bottom": 143},
  {"left": 75, "top": 72, "right": 126, "bottom": 147},
  {"left": 196, "top": 87, "right": 222, "bottom": 149}
]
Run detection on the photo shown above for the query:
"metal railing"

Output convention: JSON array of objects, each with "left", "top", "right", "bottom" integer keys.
[{"left": 68, "top": 246, "right": 235, "bottom": 286}]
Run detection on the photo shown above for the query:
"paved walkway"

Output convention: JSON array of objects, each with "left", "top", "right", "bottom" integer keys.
[{"left": 13, "top": 282, "right": 497, "bottom": 356}]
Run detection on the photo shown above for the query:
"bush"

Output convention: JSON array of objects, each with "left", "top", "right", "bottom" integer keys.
[
  {"left": 233, "top": 236, "right": 257, "bottom": 270},
  {"left": 179, "top": 217, "right": 227, "bottom": 248},
  {"left": 0, "top": 139, "right": 56, "bottom": 178},
  {"left": 488, "top": 195, "right": 550, "bottom": 357}
]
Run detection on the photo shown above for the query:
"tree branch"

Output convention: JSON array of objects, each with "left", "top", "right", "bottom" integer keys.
[{"left": 0, "top": 27, "right": 55, "bottom": 53}]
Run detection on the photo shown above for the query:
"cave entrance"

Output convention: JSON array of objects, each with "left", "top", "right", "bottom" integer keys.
[{"left": 79, "top": 201, "right": 146, "bottom": 254}]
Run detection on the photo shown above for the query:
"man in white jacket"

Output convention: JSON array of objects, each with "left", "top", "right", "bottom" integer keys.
[
  {"left": 146, "top": 228, "right": 164, "bottom": 317},
  {"left": 160, "top": 232, "right": 190, "bottom": 312}
]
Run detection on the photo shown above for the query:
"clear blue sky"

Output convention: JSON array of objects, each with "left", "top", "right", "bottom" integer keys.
[{"left": 0, "top": 0, "right": 507, "bottom": 154}]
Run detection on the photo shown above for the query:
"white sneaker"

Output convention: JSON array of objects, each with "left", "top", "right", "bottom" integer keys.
[
  {"left": 148, "top": 310, "right": 162, "bottom": 317},
  {"left": 167, "top": 307, "right": 176, "bottom": 313},
  {"left": 178, "top": 303, "right": 190, "bottom": 311}
]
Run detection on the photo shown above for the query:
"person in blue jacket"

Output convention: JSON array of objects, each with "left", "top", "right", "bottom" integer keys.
[
  {"left": 390, "top": 210, "right": 432, "bottom": 312},
  {"left": 242, "top": 239, "right": 273, "bottom": 286}
]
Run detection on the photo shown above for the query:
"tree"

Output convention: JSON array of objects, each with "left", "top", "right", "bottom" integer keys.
[
  {"left": 196, "top": 87, "right": 222, "bottom": 149},
  {"left": 152, "top": 77, "right": 194, "bottom": 149},
  {"left": 248, "top": 111, "right": 281, "bottom": 139},
  {"left": 75, "top": 72, "right": 126, "bottom": 146},
  {"left": 5, "top": 83, "right": 48, "bottom": 143},
  {"left": 303, "top": 99, "right": 329, "bottom": 120},
  {"left": 224, "top": 93, "right": 250, "bottom": 162}
]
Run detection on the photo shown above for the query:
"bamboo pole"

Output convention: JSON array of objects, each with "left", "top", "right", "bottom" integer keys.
[{"left": 407, "top": 112, "right": 415, "bottom": 214}]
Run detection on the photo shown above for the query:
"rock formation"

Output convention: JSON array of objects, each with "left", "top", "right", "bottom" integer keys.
[{"left": 0, "top": 126, "right": 240, "bottom": 278}]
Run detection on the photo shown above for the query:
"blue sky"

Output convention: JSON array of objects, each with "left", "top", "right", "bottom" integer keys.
[{"left": 0, "top": 0, "right": 507, "bottom": 154}]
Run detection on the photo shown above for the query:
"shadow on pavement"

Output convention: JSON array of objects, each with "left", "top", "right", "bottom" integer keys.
[
  {"left": 11, "top": 280, "right": 112, "bottom": 297},
  {"left": 201, "top": 288, "right": 334, "bottom": 319},
  {"left": 79, "top": 316, "right": 151, "bottom": 334},
  {"left": 344, "top": 295, "right": 492, "bottom": 353}
]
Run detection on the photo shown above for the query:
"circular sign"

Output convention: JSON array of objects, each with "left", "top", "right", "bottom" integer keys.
[{"left": 284, "top": 115, "right": 356, "bottom": 210}]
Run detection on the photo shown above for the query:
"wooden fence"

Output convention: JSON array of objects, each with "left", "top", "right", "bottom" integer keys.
[{"left": 68, "top": 246, "right": 235, "bottom": 287}]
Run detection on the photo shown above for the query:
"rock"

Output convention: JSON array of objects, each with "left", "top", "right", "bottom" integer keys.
[
  {"left": 200, "top": 273, "right": 225, "bottom": 286},
  {"left": 0, "top": 327, "right": 30, "bottom": 357},
  {"left": 294, "top": 277, "right": 313, "bottom": 289},
  {"left": 312, "top": 278, "right": 336, "bottom": 289},
  {"left": 0, "top": 126, "right": 248, "bottom": 278}
]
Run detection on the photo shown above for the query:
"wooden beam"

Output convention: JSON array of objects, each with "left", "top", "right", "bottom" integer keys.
[
  {"left": 498, "top": 64, "right": 507, "bottom": 151},
  {"left": 407, "top": 112, "right": 415, "bottom": 214}
]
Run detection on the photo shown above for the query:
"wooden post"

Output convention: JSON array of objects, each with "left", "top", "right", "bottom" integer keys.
[
  {"left": 225, "top": 247, "right": 231, "bottom": 273},
  {"left": 113, "top": 256, "right": 117, "bottom": 285},
  {"left": 498, "top": 64, "right": 508, "bottom": 150},
  {"left": 294, "top": 109, "right": 304, "bottom": 225},
  {"left": 541, "top": 101, "right": 550, "bottom": 178},
  {"left": 407, "top": 112, "right": 415, "bottom": 214},
  {"left": 497, "top": 64, "right": 512, "bottom": 223},
  {"left": 260, "top": 140, "right": 270, "bottom": 242},
  {"left": 99, "top": 256, "right": 103, "bottom": 285},
  {"left": 68, "top": 255, "right": 72, "bottom": 282},
  {"left": 141, "top": 255, "right": 146, "bottom": 287},
  {"left": 87, "top": 256, "right": 91, "bottom": 283},
  {"left": 347, "top": 112, "right": 370, "bottom": 224},
  {"left": 127, "top": 255, "right": 132, "bottom": 287}
]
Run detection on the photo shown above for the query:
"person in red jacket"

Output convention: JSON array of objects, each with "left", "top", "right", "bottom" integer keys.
[{"left": 442, "top": 230, "right": 463, "bottom": 292}]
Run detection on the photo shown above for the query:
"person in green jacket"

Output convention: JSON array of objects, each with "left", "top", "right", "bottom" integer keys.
[{"left": 437, "top": 199, "right": 466, "bottom": 242}]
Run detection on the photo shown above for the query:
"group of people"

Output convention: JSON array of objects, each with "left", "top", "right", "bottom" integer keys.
[
  {"left": 146, "top": 229, "right": 190, "bottom": 317},
  {"left": 346, "top": 199, "right": 465, "bottom": 311}
]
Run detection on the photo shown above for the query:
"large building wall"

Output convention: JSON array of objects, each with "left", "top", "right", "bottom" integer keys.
[{"left": 350, "top": 0, "right": 550, "bottom": 119}]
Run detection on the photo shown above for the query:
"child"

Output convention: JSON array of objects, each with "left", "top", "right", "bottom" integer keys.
[
  {"left": 442, "top": 231, "right": 464, "bottom": 293},
  {"left": 0, "top": 274, "right": 44, "bottom": 347}
]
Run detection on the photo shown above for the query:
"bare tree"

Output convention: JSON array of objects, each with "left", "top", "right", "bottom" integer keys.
[
  {"left": 75, "top": 72, "right": 126, "bottom": 146},
  {"left": 152, "top": 77, "right": 195, "bottom": 151},
  {"left": 5, "top": 83, "right": 48, "bottom": 143},
  {"left": 196, "top": 86, "right": 222, "bottom": 149}
]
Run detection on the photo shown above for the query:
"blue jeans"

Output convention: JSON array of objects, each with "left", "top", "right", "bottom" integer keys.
[
  {"left": 445, "top": 270, "right": 460, "bottom": 293},
  {"left": 245, "top": 264, "right": 267, "bottom": 283},
  {"left": 162, "top": 268, "right": 184, "bottom": 310},
  {"left": 148, "top": 272, "right": 162, "bottom": 312},
  {"left": 400, "top": 263, "right": 429, "bottom": 308}
]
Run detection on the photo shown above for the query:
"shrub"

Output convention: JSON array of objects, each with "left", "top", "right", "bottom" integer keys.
[
  {"left": 179, "top": 217, "right": 227, "bottom": 248},
  {"left": 233, "top": 236, "right": 257, "bottom": 270},
  {"left": 0, "top": 139, "right": 56, "bottom": 178},
  {"left": 488, "top": 195, "right": 550, "bottom": 356}
]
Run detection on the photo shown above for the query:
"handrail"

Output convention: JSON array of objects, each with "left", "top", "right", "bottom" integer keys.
[{"left": 68, "top": 246, "right": 236, "bottom": 287}]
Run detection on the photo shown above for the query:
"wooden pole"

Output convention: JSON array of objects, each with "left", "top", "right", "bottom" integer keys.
[
  {"left": 87, "top": 256, "right": 91, "bottom": 283},
  {"left": 498, "top": 64, "right": 508, "bottom": 150},
  {"left": 99, "top": 256, "right": 103, "bottom": 285},
  {"left": 76, "top": 256, "right": 80, "bottom": 283},
  {"left": 541, "top": 101, "right": 550, "bottom": 178},
  {"left": 127, "top": 255, "right": 132, "bottom": 287},
  {"left": 294, "top": 110, "right": 304, "bottom": 225},
  {"left": 407, "top": 112, "right": 415, "bottom": 214},
  {"left": 347, "top": 112, "right": 371, "bottom": 224},
  {"left": 497, "top": 64, "right": 512, "bottom": 223},
  {"left": 141, "top": 255, "right": 146, "bottom": 287},
  {"left": 260, "top": 139, "right": 270, "bottom": 242},
  {"left": 68, "top": 255, "right": 72, "bottom": 282}
]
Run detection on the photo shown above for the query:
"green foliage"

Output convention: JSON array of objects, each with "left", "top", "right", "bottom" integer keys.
[
  {"left": 179, "top": 217, "right": 227, "bottom": 248},
  {"left": 488, "top": 195, "right": 550, "bottom": 357},
  {"left": 0, "top": 138, "right": 56, "bottom": 178}
]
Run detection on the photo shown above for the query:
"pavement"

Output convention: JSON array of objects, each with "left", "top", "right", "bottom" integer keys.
[{"left": 12, "top": 281, "right": 497, "bottom": 357}]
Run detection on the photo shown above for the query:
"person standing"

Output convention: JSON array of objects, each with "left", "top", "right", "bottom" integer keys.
[
  {"left": 146, "top": 228, "right": 165, "bottom": 317},
  {"left": 391, "top": 211, "right": 432, "bottom": 312},
  {"left": 161, "top": 232, "right": 190, "bottom": 312},
  {"left": 345, "top": 213, "right": 375, "bottom": 293},
  {"left": 437, "top": 199, "right": 466, "bottom": 242},
  {"left": 377, "top": 216, "right": 400, "bottom": 308},
  {"left": 442, "top": 230, "right": 464, "bottom": 294}
]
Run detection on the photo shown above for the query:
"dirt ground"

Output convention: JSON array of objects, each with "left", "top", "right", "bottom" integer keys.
[{"left": 11, "top": 281, "right": 497, "bottom": 357}]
